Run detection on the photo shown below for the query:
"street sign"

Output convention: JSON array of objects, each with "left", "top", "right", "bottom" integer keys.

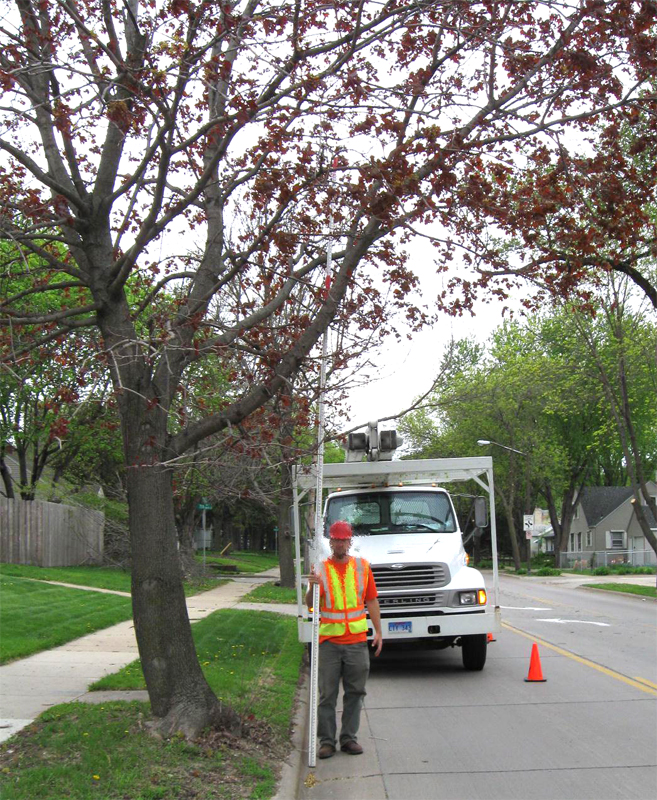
[
  {"left": 197, "top": 503, "right": 212, "bottom": 510},
  {"left": 524, "top": 514, "right": 534, "bottom": 540}
]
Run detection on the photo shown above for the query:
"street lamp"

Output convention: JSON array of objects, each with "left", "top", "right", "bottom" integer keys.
[
  {"left": 476, "top": 439, "right": 527, "bottom": 456},
  {"left": 477, "top": 439, "right": 532, "bottom": 573}
]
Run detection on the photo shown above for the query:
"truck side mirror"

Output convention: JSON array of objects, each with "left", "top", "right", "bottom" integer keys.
[{"left": 474, "top": 496, "right": 488, "bottom": 528}]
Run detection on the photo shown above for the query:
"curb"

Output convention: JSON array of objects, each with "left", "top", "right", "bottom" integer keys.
[{"left": 274, "top": 667, "right": 309, "bottom": 800}]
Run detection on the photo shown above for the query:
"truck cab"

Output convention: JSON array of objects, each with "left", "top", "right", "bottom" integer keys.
[{"left": 323, "top": 485, "right": 492, "bottom": 669}]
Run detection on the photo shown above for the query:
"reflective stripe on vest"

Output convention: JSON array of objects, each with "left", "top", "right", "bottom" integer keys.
[{"left": 319, "top": 557, "right": 368, "bottom": 637}]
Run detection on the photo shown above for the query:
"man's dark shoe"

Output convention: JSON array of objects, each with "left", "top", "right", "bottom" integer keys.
[
  {"left": 340, "top": 740, "right": 364, "bottom": 755},
  {"left": 318, "top": 744, "right": 336, "bottom": 759}
]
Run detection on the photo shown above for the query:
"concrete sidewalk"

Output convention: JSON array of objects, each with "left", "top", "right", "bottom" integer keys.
[{"left": 0, "top": 568, "right": 290, "bottom": 744}]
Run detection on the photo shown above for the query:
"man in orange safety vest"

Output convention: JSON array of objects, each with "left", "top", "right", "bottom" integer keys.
[{"left": 306, "top": 520, "right": 383, "bottom": 759}]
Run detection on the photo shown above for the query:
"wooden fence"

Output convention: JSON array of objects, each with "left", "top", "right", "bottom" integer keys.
[{"left": 0, "top": 497, "right": 104, "bottom": 567}]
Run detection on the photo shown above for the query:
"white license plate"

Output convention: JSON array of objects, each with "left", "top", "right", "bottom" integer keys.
[{"left": 388, "top": 621, "right": 412, "bottom": 634}]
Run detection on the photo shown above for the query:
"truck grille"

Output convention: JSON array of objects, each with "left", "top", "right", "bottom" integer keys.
[
  {"left": 372, "top": 563, "right": 451, "bottom": 589},
  {"left": 378, "top": 592, "right": 446, "bottom": 610}
]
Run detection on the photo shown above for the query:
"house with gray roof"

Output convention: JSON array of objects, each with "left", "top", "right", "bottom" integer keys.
[{"left": 567, "top": 483, "right": 657, "bottom": 567}]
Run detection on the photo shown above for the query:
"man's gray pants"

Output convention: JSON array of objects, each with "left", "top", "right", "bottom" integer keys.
[{"left": 317, "top": 640, "right": 370, "bottom": 747}]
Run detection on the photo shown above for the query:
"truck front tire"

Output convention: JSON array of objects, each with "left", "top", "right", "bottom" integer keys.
[{"left": 461, "top": 634, "right": 487, "bottom": 670}]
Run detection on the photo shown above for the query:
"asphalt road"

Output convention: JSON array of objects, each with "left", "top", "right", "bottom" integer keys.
[
  {"left": 496, "top": 573, "right": 657, "bottom": 685},
  {"left": 297, "top": 576, "right": 657, "bottom": 800}
]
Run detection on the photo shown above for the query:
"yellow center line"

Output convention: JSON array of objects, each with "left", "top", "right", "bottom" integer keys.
[
  {"left": 633, "top": 676, "right": 657, "bottom": 690},
  {"left": 502, "top": 622, "right": 657, "bottom": 697}
]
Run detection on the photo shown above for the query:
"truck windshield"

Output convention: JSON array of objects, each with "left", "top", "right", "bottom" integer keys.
[{"left": 325, "top": 491, "right": 456, "bottom": 536}]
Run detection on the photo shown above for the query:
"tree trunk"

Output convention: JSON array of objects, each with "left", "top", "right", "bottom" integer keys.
[
  {"left": 0, "top": 449, "right": 14, "bottom": 499},
  {"left": 277, "top": 459, "right": 295, "bottom": 588},
  {"left": 15, "top": 444, "right": 34, "bottom": 500},
  {"left": 544, "top": 483, "right": 565, "bottom": 566},
  {"left": 119, "top": 389, "right": 241, "bottom": 739},
  {"left": 497, "top": 489, "right": 521, "bottom": 570},
  {"left": 630, "top": 487, "right": 657, "bottom": 556},
  {"left": 276, "top": 382, "right": 297, "bottom": 588},
  {"left": 543, "top": 471, "right": 587, "bottom": 569}
]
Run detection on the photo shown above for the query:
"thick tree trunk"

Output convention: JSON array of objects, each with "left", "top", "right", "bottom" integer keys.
[{"left": 118, "top": 385, "right": 241, "bottom": 739}]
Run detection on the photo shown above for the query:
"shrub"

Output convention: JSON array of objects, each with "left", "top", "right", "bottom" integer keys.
[
  {"left": 536, "top": 567, "right": 561, "bottom": 576},
  {"left": 594, "top": 566, "right": 610, "bottom": 576},
  {"left": 532, "top": 554, "right": 556, "bottom": 568},
  {"left": 516, "top": 568, "right": 527, "bottom": 575}
]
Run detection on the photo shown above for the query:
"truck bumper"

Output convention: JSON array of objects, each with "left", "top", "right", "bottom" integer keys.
[{"left": 298, "top": 607, "right": 502, "bottom": 643}]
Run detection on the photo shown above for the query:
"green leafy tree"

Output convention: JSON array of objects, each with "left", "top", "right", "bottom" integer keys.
[
  {"left": 566, "top": 278, "right": 657, "bottom": 556},
  {"left": 401, "top": 314, "right": 633, "bottom": 567}
]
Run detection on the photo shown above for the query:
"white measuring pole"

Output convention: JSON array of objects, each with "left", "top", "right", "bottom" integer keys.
[{"left": 307, "top": 214, "right": 334, "bottom": 768}]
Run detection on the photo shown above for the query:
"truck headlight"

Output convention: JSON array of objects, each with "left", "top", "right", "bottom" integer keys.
[{"left": 457, "top": 590, "right": 487, "bottom": 606}]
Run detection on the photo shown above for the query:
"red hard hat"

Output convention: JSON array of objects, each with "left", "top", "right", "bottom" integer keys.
[{"left": 329, "top": 521, "right": 353, "bottom": 540}]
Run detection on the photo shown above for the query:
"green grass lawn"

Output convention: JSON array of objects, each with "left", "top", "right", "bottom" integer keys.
[
  {"left": 241, "top": 582, "right": 297, "bottom": 604},
  {"left": 0, "top": 609, "right": 304, "bottom": 800},
  {"left": 90, "top": 609, "right": 301, "bottom": 727},
  {"left": 0, "top": 575, "right": 133, "bottom": 664},
  {"left": 0, "top": 567, "right": 227, "bottom": 664},
  {"left": 196, "top": 550, "right": 280, "bottom": 573},
  {"left": 0, "top": 563, "right": 133, "bottom": 592},
  {"left": 0, "top": 562, "right": 224, "bottom": 597},
  {"left": 583, "top": 582, "right": 657, "bottom": 598}
]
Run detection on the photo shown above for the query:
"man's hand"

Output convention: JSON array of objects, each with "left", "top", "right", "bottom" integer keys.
[
  {"left": 305, "top": 569, "right": 320, "bottom": 610},
  {"left": 366, "top": 598, "right": 383, "bottom": 657}
]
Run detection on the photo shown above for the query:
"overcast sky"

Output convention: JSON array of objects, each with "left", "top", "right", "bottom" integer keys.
[{"left": 343, "top": 292, "right": 511, "bottom": 433}]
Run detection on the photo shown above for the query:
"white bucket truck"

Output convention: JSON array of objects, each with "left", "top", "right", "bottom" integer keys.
[{"left": 293, "top": 422, "right": 501, "bottom": 670}]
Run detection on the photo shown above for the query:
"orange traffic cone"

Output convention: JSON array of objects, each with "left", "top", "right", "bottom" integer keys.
[
  {"left": 525, "top": 643, "right": 547, "bottom": 682},
  {"left": 487, "top": 632, "right": 496, "bottom": 643}
]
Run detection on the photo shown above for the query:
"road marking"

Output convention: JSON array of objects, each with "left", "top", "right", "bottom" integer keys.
[
  {"left": 502, "top": 622, "right": 657, "bottom": 697},
  {"left": 633, "top": 676, "right": 657, "bottom": 690},
  {"left": 536, "top": 618, "right": 610, "bottom": 627},
  {"left": 501, "top": 606, "right": 552, "bottom": 611}
]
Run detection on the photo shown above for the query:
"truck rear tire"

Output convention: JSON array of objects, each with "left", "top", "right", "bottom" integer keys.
[{"left": 461, "top": 634, "right": 487, "bottom": 670}]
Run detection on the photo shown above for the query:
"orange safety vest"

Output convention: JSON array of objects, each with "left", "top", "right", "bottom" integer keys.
[{"left": 318, "top": 556, "right": 369, "bottom": 637}]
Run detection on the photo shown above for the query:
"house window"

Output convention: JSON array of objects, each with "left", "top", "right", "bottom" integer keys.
[
  {"left": 585, "top": 531, "right": 592, "bottom": 548},
  {"left": 610, "top": 530, "right": 624, "bottom": 549}
]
